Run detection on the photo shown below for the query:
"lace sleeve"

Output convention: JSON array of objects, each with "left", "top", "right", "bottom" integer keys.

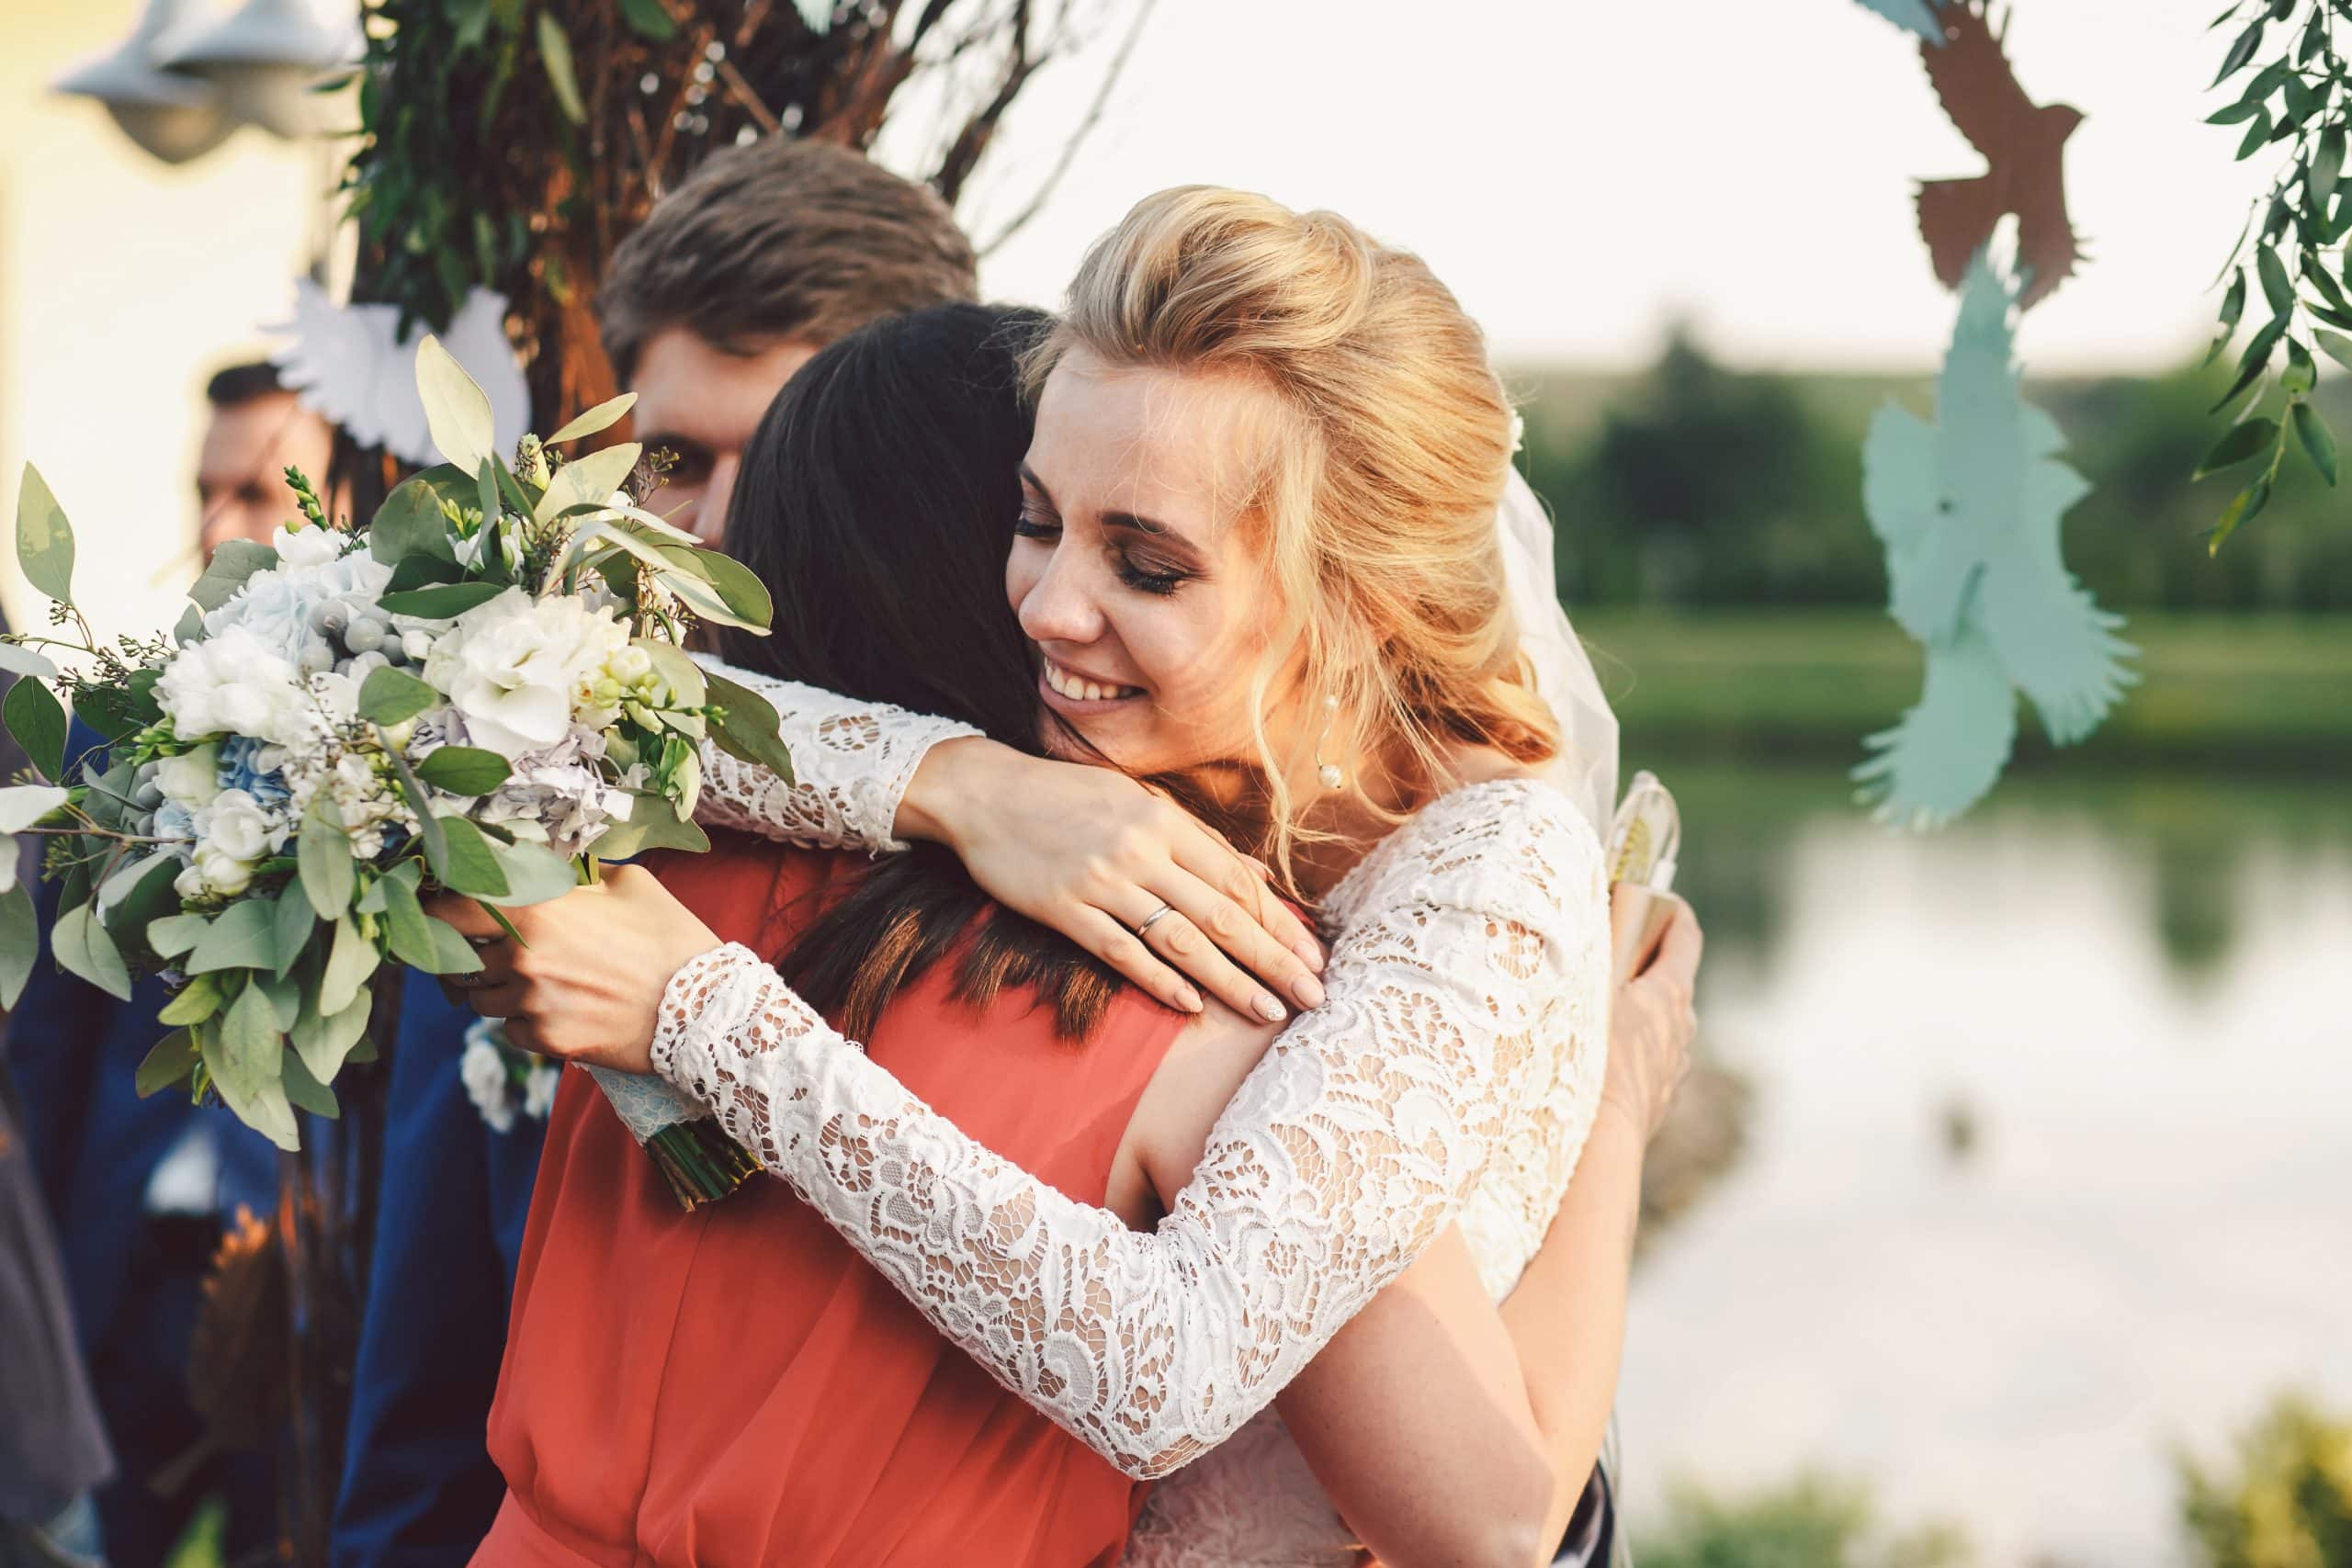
[
  {"left": 650, "top": 781, "right": 1608, "bottom": 1479},
  {"left": 691, "top": 655, "right": 980, "bottom": 852}
]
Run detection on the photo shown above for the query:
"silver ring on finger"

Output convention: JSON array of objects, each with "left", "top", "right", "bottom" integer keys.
[{"left": 1134, "top": 902, "right": 1177, "bottom": 939}]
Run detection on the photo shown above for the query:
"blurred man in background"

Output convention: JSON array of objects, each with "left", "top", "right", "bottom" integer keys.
[
  {"left": 3, "top": 360, "right": 307, "bottom": 1568},
  {"left": 195, "top": 360, "right": 337, "bottom": 558},
  {"left": 331, "top": 138, "right": 977, "bottom": 1568},
  {"left": 1, "top": 604, "right": 114, "bottom": 1568}
]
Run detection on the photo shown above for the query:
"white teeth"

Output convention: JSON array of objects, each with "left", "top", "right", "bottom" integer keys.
[{"left": 1046, "top": 660, "right": 1133, "bottom": 703}]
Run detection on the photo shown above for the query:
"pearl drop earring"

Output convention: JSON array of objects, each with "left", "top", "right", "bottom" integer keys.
[{"left": 1315, "top": 694, "right": 1344, "bottom": 791}]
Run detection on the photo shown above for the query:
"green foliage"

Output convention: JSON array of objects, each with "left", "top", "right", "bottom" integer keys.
[
  {"left": 1515, "top": 336, "right": 2352, "bottom": 615},
  {"left": 14, "top": 463, "right": 75, "bottom": 604},
  {"left": 2202, "top": 1, "right": 2352, "bottom": 547},
  {"left": 1639, "top": 1472, "right": 1971, "bottom": 1568},
  {"left": 2178, "top": 1393, "right": 2352, "bottom": 1568}
]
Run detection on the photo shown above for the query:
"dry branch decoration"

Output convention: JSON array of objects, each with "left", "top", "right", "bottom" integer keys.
[{"left": 341, "top": 0, "right": 1156, "bottom": 423}]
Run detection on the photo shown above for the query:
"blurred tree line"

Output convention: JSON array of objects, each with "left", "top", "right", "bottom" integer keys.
[{"left": 1517, "top": 329, "right": 2352, "bottom": 613}]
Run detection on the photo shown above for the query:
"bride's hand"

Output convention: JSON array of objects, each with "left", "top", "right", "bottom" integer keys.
[
  {"left": 425, "top": 866, "right": 720, "bottom": 1075},
  {"left": 1601, "top": 886, "right": 1702, "bottom": 1142},
  {"left": 896, "top": 737, "right": 1329, "bottom": 1023}
]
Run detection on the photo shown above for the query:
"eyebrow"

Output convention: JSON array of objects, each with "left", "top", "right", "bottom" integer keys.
[{"left": 1020, "top": 465, "right": 1182, "bottom": 541}]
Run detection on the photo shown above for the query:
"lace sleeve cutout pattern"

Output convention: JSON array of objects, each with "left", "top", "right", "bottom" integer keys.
[
  {"left": 690, "top": 655, "right": 980, "bottom": 852},
  {"left": 651, "top": 779, "right": 1608, "bottom": 1479}
]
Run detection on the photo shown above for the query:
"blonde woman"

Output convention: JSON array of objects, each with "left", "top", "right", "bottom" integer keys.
[{"left": 447, "top": 188, "right": 1699, "bottom": 1562}]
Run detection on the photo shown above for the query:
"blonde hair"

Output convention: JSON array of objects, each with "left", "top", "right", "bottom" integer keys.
[{"left": 1028, "top": 186, "right": 1559, "bottom": 879}]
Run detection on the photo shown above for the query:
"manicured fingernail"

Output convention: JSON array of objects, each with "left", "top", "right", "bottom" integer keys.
[
  {"left": 1253, "top": 993, "right": 1287, "bottom": 1023},
  {"left": 1177, "top": 985, "right": 1204, "bottom": 1013},
  {"left": 1293, "top": 941, "right": 1325, "bottom": 974},
  {"left": 1293, "top": 975, "right": 1325, "bottom": 1010}
]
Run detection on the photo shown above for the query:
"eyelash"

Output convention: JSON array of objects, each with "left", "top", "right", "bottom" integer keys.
[{"left": 1013, "top": 509, "right": 1191, "bottom": 597}]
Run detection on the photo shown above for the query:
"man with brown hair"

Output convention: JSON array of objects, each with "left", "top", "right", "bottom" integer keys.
[
  {"left": 333, "top": 139, "right": 978, "bottom": 1568},
  {"left": 598, "top": 138, "right": 978, "bottom": 544}
]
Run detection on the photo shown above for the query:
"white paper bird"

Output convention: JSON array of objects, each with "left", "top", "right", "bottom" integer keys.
[
  {"left": 1854, "top": 253, "right": 2136, "bottom": 828},
  {"left": 268, "top": 279, "right": 530, "bottom": 468}
]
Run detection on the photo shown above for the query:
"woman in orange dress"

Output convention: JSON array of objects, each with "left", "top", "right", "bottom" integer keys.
[{"left": 470, "top": 304, "right": 1223, "bottom": 1566}]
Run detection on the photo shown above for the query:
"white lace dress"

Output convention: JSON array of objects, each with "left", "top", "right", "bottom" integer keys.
[{"left": 681, "top": 664, "right": 1611, "bottom": 1565}]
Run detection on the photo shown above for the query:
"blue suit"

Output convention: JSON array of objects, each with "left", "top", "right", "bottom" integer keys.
[
  {"left": 331, "top": 973, "right": 543, "bottom": 1568},
  {"left": 6, "top": 723, "right": 279, "bottom": 1566}
]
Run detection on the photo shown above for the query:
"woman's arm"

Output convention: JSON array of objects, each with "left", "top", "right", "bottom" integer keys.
[
  {"left": 440, "top": 781, "right": 1609, "bottom": 1481},
  {"left": 695, "top": 659, "right": 1322, "bottom": 1019},
  {"left": 1273, "top": 893, "right": 1702, "bottom": 1568}
]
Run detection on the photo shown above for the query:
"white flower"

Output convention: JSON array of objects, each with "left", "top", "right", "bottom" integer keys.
[
  {"left": 198, "top": 789, "right": 271, "bottom": 861},
  {"left": 191, "top": 842, "right": 256, "bottom": 897},
  {"left": 271, "top": 523, "right": 343, "bottom": 569},
  {"left": 205, "top": 543, "right": 393, "bottom": 666},
  {"left": 400, "top": 628, "right": 435, "bottom": 663},
  {"left": 422, "top": 589, "right": 629, "bottom": 761},
  {"left": 522, "top": 1062, "right": 560, "bottom": 1121},
  {"left": 155, "top": 746, "right": 221, "bottom": 807},
  {"left": 460, "top": 1027, "right": 516, "bottom": 1134},
  {"left": 155, "top": 627, "right": 308, "bottom": 746}
]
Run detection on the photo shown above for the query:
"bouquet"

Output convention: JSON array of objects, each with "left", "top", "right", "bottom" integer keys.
[{"left": 0, "top": 339, "right": 780, "bottom": 1206}]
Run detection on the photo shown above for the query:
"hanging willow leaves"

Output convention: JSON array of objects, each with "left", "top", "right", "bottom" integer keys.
[{"left": 2200, "top": 0, "right": 2352, "bottom": 545}]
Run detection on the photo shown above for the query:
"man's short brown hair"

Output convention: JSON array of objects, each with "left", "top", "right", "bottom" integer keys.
[{"left": 597, "top": 139, "right": 978, "bottom": 385}]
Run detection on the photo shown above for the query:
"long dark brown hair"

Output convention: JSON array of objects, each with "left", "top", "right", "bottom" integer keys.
[{"left": 713, "top": 302, "right": 1128, "bottom": 1042}]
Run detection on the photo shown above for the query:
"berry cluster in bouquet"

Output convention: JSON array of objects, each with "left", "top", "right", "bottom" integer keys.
[{"left": 0, "top": 340, "right": 783, "bottom": 1205}]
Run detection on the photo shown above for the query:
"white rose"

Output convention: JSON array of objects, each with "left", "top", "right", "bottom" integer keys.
[
  {"left": 193, "top": 843, "right": 255, "bottom": 897},
  {"left": 153, "top": 745, "right": 221, "bottom": 807},
  {"left": 422, "top": 589, "right": 628, "bottom": 761},
  {"left": 200, "top": 789, "right": 273, "bottom": 862},
  {"left": 174, "top": 861, "right": 207, "bottom": 901},
  {"left": 460, "top": 1032, "right": 516, "bottom": 1134},
  {"left": 271, "top": 523, "right": 343, "bottom": 569},
  {"left": 401, "top": 628, "right": 435, "bottom": 662}
]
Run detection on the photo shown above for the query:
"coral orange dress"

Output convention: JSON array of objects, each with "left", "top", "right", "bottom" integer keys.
[{"left": 470, "top": 832, "right": 1182, "bottom": 1568}]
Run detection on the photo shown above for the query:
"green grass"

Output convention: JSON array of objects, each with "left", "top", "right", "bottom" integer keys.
[{"left": 1576, "top": 609, "right": 2352, "bottom": 770}]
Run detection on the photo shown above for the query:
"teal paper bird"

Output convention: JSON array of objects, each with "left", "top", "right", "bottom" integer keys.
[
  {"left": 1855, "top": 0, "right": 1947, "bottom": 45},
  {"left": 1854, "top": 254, "right": 2136, "bottom": 828}
]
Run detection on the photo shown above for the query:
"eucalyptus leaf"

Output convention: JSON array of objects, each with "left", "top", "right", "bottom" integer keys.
[
  {"left": 2284, "top": 336, "right": 2318, "bottom": 394},
  {"left": 660, "top": 547, "right": 772, "bottom": 632},
  {"left": 589, "top": 792, "right": 709, "bottom": 861},
  {"left": 273, "top": 879, "right": 315, "bottom": 979},
  {"left": 417, "top": 334, "right": 498, "bottom": 474},
  {"left": 280, "top": 1046, "right": 341, "bottom": 1118},
  {"left": 385, "top": 553, "right": 466, "bottom": 593},
  {"left": 257, "top": 968, "right": 301, "bottom": 1032},
  {"left": 216, "top": 983, "right": 299, "bottom": 1150},
  {"left": 105, "top": 855, "right": 184, "bottom": 952},
  {"left": 0, "top": 882, "right": 36, "bottom": 1010},
  {"left": 546, "top": 391, "right": 638, "bottom": 444},
  {"left": 134, "top": 1029, "right": 199, "bottom": 1098},
  {"left": 0, "top": 642, "right": 59, "bottom": 681},
  {"left": 14, "top": 463, "right": 75, "bottom": 604},
  {"left": 703, "top": 670, "right": 797, "bottom": 786},
  {"left": 319, "top": 914, "right": 379, "bottom": 1017},
  {"left": 2197, "top": 415, "right": 2281, "bottom": 478},
  {"left": 186, "top": 899, "right": 277, "bottom": 975},
  {"left": 300, "top": 797, "right": 355, "bottom": 919},
  {"left": 415, "top": 745, "right": 510, "bottom": 795},
  {"left": 377, "top": 873, "right": 437, "bottom": 969},
  {"left": 634, "top": 638, "right": 706, "bottom": 707},
  {"left": 430, "top": 814, "right": 511, "bottom": 899},
  {"left": 479, "top": 835, "right": 579, "bottom": 908},
  {"left": 370, "top": 475, "right": 459, "bottom": 567},
  {"left": 291, "top": 985, "right": 372, "bottom": 1086},
  {"left": 2210, "top": 475, "right": 2272, "bottom": 554},
  {"left": 2316, "top": 129, "right": 2347, "bottom": 209},
  {"left": 2316, "top": 328, "right": 2352, "bottom": 370},
  {"left": 157, "top": 972, "right": 226, "bottom": 1028},
  {"left": 380, "top": 745, "right": 448, "bottom": 875},
  {"left": 2, "top": 677, "right": 65, "bottom": 782},
  {"left": 2258, "top": 244, "right": 2294, "bottom": 313},
  {"left": 53, "top": 904, "right": 130, "bottom": 999},
  {"left": 419, "top": 916, "right": 488, "bottom": 976},
  {"left": 533, "top": 443, "right": 641, "bottom": 525},
  {"left": 358, "top": 666, "right": 439, "bottom": 726},
  {"left": 378, "top": 581, "right": 507, "bottom": 619},
  {"left": 148, "top": 912, "right": 210, "bottom": 959},
  {"left": 188, "top": 538, "right": 277, "bottom": 612}
]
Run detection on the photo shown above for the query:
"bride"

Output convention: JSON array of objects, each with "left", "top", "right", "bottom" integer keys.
[{"left": 447, "top": 186, "right": 1700, "bottom": 1562}]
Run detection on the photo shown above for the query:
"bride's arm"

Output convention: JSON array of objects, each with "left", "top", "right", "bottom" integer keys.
[
  {"left": 694, "top": 659, "right": 1323, "bottom": 1017},
  {"left": 1274, "top": 895, "right": 1701, "bottom": 1567},
  {"left": 457, "top": 781, "right": 1606, "bottom": 1479}
]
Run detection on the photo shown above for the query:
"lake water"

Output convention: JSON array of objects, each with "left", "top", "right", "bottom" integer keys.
[{"left": 1613, "top": 762, "right": 2352, "bottom": 1567}]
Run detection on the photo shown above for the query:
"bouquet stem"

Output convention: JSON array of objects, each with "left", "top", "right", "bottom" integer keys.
[{"left": 644, "top": 1118, "right": 763, "bottom": 1210}]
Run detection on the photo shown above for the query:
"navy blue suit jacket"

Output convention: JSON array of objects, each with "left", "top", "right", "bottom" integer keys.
[{"left": 331, "top": 972, "right": 543, "bottom": 1568}]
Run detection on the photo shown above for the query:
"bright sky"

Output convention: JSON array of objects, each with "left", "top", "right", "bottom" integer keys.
[
  {"left": 0, "top": 0, "right": 2282, "bottom": 640},
  {"left": 951, "top": 0, "right": 2262, "bottom": 373}
]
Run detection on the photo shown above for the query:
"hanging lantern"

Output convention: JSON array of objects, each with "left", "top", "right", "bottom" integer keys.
[
  {"left": 51, "top": 0, "right": 235, "bottom": 165},
  {"left": 156, "top": 0, "right": 357, "bottom": 140}
]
